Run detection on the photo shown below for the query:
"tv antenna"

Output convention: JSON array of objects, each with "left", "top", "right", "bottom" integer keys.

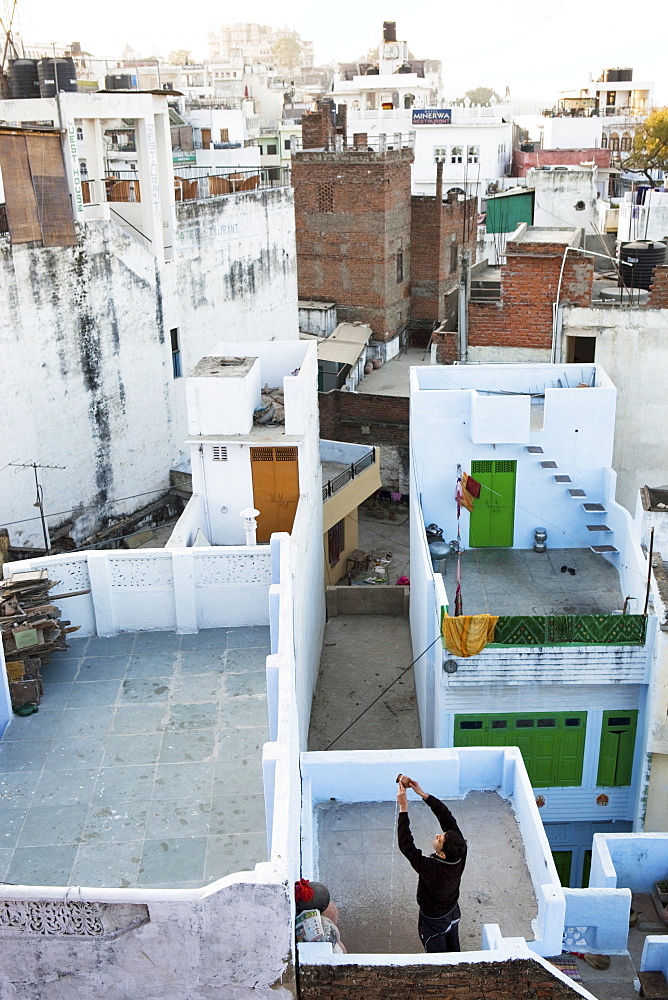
[{"left": 8, "top": 461, "right": 66, "bottom": 554}]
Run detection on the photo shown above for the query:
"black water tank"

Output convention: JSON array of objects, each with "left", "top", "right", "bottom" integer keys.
[
  {"left": 520, "top": 142, "right": 535, "bottom": 152},
  {"left": 397, "top": 63, "right": 412, "bottom": 74},
  {"left": 105, "top": 73, "right": 133, "bottom": 90},
  {"left": 38, "top": 57, "right": 77, "bottom": 97},
  {"left": 383, "top": 21, "right": 397, "bottom": 42},
  {"left": 619, "top": 240, "right": 667, "bottom": 289},
  {"left": 8, "top": 58, "right": 40, "bottom": 98}
]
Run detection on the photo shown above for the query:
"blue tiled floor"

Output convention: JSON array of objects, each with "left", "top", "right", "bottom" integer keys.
[{"left": 0, "top": 628, "right": 269, "bottom": 889}]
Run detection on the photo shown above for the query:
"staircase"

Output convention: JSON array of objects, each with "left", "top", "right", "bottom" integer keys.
[{"left": 525, "top": 446, "right": 618, "bottom": 554}]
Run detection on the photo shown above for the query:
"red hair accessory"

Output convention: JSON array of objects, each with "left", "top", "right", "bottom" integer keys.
[{"left": 295, "top": 879, "right": 314, "bottom": 904}]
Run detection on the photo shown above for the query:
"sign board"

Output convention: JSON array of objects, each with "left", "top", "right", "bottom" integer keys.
[
  {"left": 173, "top": 149, "right": 196, "bottom": 165},
  {"left": 412, "top": 108, "right": 452, "bottom": 125}
]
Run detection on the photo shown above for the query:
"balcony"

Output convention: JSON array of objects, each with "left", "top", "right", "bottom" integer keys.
[{"left": 321, "top": 446, "right": 377, "bottom": 503}]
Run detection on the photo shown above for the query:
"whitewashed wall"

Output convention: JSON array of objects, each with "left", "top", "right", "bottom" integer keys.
[
  {"left": 562, "top": 306, "right": 668, "bottom": 514},
  {"left": 529, "top": 168, "right": 600, "bottom": 235},
  {"left": 541, "top": 117, "right": 603, "bottom": 150},
  {"left": 0, "top": 186, "right": 299, "bottom": 548}
]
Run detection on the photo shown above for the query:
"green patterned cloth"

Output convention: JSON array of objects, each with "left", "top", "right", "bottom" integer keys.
[{"left": 492, "top": 614, "right": 646, "bottom": 647}]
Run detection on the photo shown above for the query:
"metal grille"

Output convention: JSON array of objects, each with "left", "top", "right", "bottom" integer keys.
[
  {"left": 471, "top": 461, "right": 493, "bottom": 474},
  {"left": 212, "top": 446, "right": 228, "bottom": 461},
  {"left": 250, "top": 448, "right": 273, "bottom": 462},
  {"left": 275, "top": 448, "right": 298, "bottom": 461},
  {"left": 322, "top": 449, "right": 376, "bottom": 501}
]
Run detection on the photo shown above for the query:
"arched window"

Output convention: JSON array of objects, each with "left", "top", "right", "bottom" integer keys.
[
  {"left": 76, "top": 126, "right": 83, "bottom": 142},
  {"left": 468, "top": 145, "right": 479, "bottom": 164},
  {"left": 451, "top": 146, "right": 463, "bottom": 164},
  {"left": 609, "top": 133, "right": 620, "bottom": 152},
  {"left": 620, "top": 133, "right": 632, "bottom": 152},
  {"left": 600, "top": 134, "right": 608, "bottom": 149},
  {"left": 404, "top": 93, "right": 415, "bottom": 109}
]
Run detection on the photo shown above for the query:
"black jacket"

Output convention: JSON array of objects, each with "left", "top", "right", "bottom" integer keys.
[{"left": 397, "top": 794, "right": 467, "bottom": 918}]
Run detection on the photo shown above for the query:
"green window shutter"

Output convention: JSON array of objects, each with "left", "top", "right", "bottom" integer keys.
[
  {"left": 454, "top": 716, "right": 486, "bottom": 747},
  {"left": 615, "top": 728, "right": 635, "bottom": 786},
  {"left": 597, "top": 711, "right": 638, "bottom": 786},
  {"left": 556, "top": 728, "right": 585, "bottom": 786},
  {"left": 532, "top": 729, "right": 557, "bottom": 787},
  {"left": 597, "top": 729, "right": 620, "bottom": 786}
]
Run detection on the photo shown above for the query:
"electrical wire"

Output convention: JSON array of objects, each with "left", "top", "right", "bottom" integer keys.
[
  {"left": 0, "top": 487, "right": 171, "bottom": 529},
  {"left": 323, "top": 634, "right": 442, "bottom": 751}
]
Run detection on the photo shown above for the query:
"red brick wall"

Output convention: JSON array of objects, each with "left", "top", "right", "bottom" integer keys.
[
  {"left": 410, "top": 192, "right": 478, "bottom": 323},
  {"left": 435, "top": 240, "right": 594, "bottom": 360},
  {"left": 302, "top": 109, "right": 336, "bottom": 150},
  {"left": 300, "top": 959, "right": 582, "bottom": 1000},
  {"left": 512, "top": 148, "right": 612, "bottom": 178},
  {"left": 648, "top": 265, "right": 668, "bottom": 307},
  {"left": 319, "top": 390, "right": 409, "bottom": 446},
  {"left": 292, "top": 148, "right": 414, "bottom": 337}
]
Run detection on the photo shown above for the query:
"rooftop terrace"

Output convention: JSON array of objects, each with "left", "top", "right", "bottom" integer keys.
[
  {"left": 315, "top": 791, "right": 538, "bottom": 954},
  {"left": 453, "top": 547, "right": 624, "bottom": 617},
  {"left": 0, "top": 627, "right": 269, "bottom": 889}
]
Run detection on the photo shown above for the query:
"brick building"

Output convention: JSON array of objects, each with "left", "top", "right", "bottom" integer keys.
[
  {"left": 433, "top": 225, "right": 595, "bottom": 364},
  {"left": 292, "top": 139, "right": 414, "bottom": 339},
  {"left": 512, "top": 147, "right": 612, "bottom": 178},
  {"left": 410, "top": 162, "right": 478, "bottom": 325}
]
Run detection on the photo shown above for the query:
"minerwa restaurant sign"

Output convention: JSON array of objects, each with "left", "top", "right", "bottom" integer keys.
[{"left": 412, "top": 108, "right": 452, "bottom": 125}]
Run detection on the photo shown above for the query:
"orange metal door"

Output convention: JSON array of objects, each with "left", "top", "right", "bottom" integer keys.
[{"left": 250, "top": 447, "right": 299, "bottom": 542}]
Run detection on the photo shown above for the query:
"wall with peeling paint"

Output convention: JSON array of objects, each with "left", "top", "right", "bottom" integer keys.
[{"left": 0, "top": 187, "right": 298, "bottom": 547}]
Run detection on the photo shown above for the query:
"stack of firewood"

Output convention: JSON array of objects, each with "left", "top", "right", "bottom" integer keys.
[{"left": 0, "top": 569, "right": 80, "bottom": 710}]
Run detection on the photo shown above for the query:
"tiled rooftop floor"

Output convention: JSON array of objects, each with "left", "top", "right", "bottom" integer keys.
[
  {"left": 315, "top": 791, "right": 537, "bottom": 954},
  {"left": 0, "top": 627, "right": 269, "bottom": 889},
  {"left": 454, "top": 547, "right": 624, "bottom": 617}
]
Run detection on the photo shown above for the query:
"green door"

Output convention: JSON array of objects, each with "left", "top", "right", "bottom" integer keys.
[
  {"left": 552, "top": 850, "right": 572, "bottom": 886},
  {"left": 469, "top": 460, "right": 516, "bottom": 547}
]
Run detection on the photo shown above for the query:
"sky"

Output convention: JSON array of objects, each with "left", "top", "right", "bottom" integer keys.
[{"left": 12, "top": 0, "right": 668, "bottom": 104}]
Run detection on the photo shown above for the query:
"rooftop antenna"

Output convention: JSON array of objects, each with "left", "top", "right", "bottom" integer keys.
[{"left": 8, "top": 461, "right": 66, "bottom": 554}]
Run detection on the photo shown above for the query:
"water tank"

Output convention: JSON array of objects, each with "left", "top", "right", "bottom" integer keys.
[
  {"left": 38, "top": 57, "right": 77, "bottom": 97},
  {"left": 397, "top": 63, "right": 413, "bottom": 74},
  {"left": 619, "top": 240, "right": 667, "bottom": 290},
  {"left": 8, "top": 58, "right": 40, "bottom": 99},
  {"left": 520, "top": 142, "right": 535, "bottom": 153},
  {"left": 105, "top": 73, "right": 133, "bottom": 90},
  {"left": 383, "top": 21, "right": 397, "bottom": 42}
]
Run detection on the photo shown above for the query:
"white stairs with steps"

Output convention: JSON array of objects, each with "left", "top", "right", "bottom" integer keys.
[{"left": 525, "top": 445, "right": 618, "bottom": 554}]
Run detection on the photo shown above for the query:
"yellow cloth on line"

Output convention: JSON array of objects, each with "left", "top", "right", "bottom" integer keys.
[
  {"left": 459, "top": 472, "right": 475, "bottom": 513},
  {"left": 441, "top": 614, "right": 499, "bottom": 657}
]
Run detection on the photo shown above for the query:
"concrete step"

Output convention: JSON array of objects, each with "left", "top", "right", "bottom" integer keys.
[
  {"left": 541, "top": 461, "right": 558, "bottom": 469},
  {"left": 591, "top": 544, "right": 619, "bottom": 553},
  {"left": 555, "top": 475, "right": 572, "bottom": 484},
  {"left": 568, "top": 488, "right": 586, "bottom": 497},
  {"left": 586, "top": 524, "right": 612, "bottom": 532},
  {"left": 583, "top": 503, "right": 606, "bottom": 512},
  {"left": 526, "top": 446, "right": 544, "bottom": 454}
]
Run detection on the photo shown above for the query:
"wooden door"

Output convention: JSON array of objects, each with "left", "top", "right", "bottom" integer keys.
[
  {"left": 469, "top": 460, "right": 516, "bottom": 547},
  {"left": 250, "top": 447, "right": 299, "bottom": 542},
  {"left": 201, "top": 128, "right": 212, "bottom": 147}
]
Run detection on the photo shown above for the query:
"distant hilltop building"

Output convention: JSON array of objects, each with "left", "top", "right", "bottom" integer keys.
[{"left": 208, "top": 22, "right": 314, "bottom": 71}]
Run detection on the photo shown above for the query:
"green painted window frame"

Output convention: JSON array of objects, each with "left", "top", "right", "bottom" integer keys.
[
  {"left": 596, "top": 710, "right": 638, "bottom": 787},
  {"left": 454, "top": 711, "right": 587, "bottom": 787}
]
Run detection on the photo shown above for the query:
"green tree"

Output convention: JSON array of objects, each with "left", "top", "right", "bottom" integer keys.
[
  {"left": 168, "top": 49, "right": 192, "bottom": 65},
  {"left": 624, "top": 108, "right": 668, "bottom": 187},
  {"left": 272, "top": 36, "right": 303, "bottom": 72},
  {"left": 461, "top": 86, "right": 501, "bottom": 106}
]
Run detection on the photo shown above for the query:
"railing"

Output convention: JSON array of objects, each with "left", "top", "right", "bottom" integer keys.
[
  {"left": 322, "top": 449, "right": 376, "bottom": 502},
  {"left": 173, "top": 165, "right": 290, "bottom": 201},
  {"left": 292, "top": 133, "right": 415, "bottom": 154},
  {"left": 81, "top": 166, "right": 290, "bottom": 209},
  {"left": 491, "top": 614, "right": 647, "bottom": 647}
]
